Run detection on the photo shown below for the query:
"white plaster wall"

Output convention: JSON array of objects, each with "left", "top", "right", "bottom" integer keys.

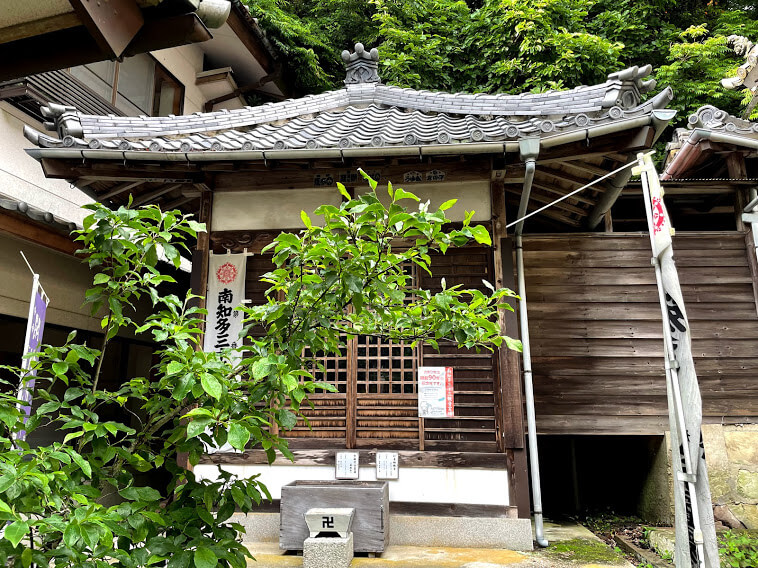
[
  {"left": 212, "top": 182, "right": 491, "bottom": 232},
  {"left": 0, "top": 103, "right": 92, "bottom": 226},
  {"left": 358, "top": 181, "right": 491, "bottom": 223},
  {"left": 0, "top": 232, "right": 101, "bottom": 331},
  {"left": 212, "top": 188, "right": 344, "bottom": 231},
  {"left": 195, "top": 464, "right": 509, "bottom": 506},
  {"left": 0, "top": 1, "right": 71, "bottom": 27},
  {"left": 151, "top": 45, "right": 207, "bottom": 115}
]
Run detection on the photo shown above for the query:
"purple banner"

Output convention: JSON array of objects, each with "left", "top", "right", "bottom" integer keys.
[{"left": 17, "top": 281, "right": 48, "bottom": 440}]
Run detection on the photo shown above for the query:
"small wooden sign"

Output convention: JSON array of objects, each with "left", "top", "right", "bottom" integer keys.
[
  {"left": 376, "top": 452, "right": 399, "bottom": 480},
  {"left": 335, "top": 451, "right": 360, "bottom": 479}
]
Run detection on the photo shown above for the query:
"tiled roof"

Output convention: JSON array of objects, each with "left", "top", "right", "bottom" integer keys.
[
  {"left": 686, "top": 105, "right": 758, "bottom": 139},
  {"left": 24, "top": 45, "right": 670, "bottom": 156},
  {"left": 0, "top": 193, "right": 78, "bottom": 232}
]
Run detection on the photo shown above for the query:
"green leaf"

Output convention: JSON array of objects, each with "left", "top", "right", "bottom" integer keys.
[
  {"left": 201, "top": 374, "right": 223, "bottom": 400},
  {"left": 439, "top": 198, "right": 457, "bottom": 211},
  {"left": 21, "top": 547, "right": 32, "bottom": 568},
  {"left": 69, "top": 451, "right": 92, "bottom": 478},
  {"left": 393, "top": 188, "right": 420, "bottom": 201},
  {"left": 228, "top": 422, "right": 251, "bottom": 451},
  {"left": 251, "top": 359, "right": 270, "bottom": 380},
  {"left": 119, "top": 486, "right": 162, "bottom": 502},
  {"left": 300, "top": 210, "right": 312, "bottom": 229},
  {"left": 187, "top": 416, "right": 212, "bottom": 439},
  {"left": 166, "top": 361, "right": 184, "bottom": 376},
  {"left": 470, "top": 224, "right": 492, "bottom": 246},
  {"left": 4, "top": 520, "right": 28, "bottom": 548},
  {"left": 93, "top": 273, "right": 109, "bottom": 285},
  {"left": 52, "top": 362, "right": 69, "bottom": 376},
  {"left": 336, "top": 182, "right": 351, "bottom": 200},
  {"left": 194, "top": 547, "right": 218, "bottom": 568},
  {"left": 63, "top": 523, "right": 80, "bottom": 548},
  {"left": 278, "top": 409, "right": 297, "bottom": 430}
]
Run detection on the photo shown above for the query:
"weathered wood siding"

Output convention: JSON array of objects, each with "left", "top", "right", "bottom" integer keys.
[{"left": 524, "top": 232, "right": 758, "bottom": 435}]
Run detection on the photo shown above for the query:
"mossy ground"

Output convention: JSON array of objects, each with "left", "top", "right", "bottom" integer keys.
[{"left": 538, "top": 538, "right": 628, "bottom": 564}]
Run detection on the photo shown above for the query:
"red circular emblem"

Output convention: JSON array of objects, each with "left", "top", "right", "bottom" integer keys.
[
  {"left": 652, "top": 196, "right": 666, "bottom": 234},
  {"left": 216, "top": 262, "right": 238, "bottom": 284}
]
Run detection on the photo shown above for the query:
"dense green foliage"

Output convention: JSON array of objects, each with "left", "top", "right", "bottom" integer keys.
[
  {"left": 0, "top": 174, "right": 516, "bottom": 568},
  {"left": 719, "top": 530, "right": 758, "bottom": 568},
  {"left": 244, "top": 0, "right": 758, "bottom": 122}
]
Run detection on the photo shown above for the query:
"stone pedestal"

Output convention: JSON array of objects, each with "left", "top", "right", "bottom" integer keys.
[{"left": 303, "top": 533, "right": 354, "bottom": 568}]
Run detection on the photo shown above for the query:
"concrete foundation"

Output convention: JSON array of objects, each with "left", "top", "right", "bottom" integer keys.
[
  {"left": 303, "top": 533, "right": 353, "bottom": 568},
  {"left": 231, "top": 512, "right": 534, "bottom": 551},
  {"left": 638, "top": 435, "right": 674, "bottom": 524}
]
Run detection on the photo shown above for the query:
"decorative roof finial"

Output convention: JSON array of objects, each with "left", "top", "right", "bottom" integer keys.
[
  {"left": 722, "top": 35, "right": 758, "bottom": 91},
  {"left": 341, "top": 43, "right": 380, "bottom": 85}
]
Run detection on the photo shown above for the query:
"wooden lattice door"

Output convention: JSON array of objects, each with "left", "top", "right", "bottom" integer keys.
[{"left": 244, "top": 247, "right": 500, "bottom": 453}]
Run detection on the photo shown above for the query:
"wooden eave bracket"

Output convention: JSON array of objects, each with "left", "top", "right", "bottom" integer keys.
[{"left": 69, "top": 0, "right": 144, "bottom": 58}]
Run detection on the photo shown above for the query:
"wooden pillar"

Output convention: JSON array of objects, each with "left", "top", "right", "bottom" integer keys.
[
  {"left": 490, "top": 178, "right": 530, "bottom": 519},
  {"left": 727, "top": 152, "right": 748, "bottom": 231},
  {"left": 190, "top": 189, "right": 214, "bottom": 322},
  {"left": 181, "top": 189, "right": 213, "bottom": 471}
]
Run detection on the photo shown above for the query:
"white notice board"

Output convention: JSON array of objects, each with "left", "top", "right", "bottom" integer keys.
[
  {"left": 335, "top": 451, "right": 359, "bottom": 479},
  {"left": 418, "top": 366, "right": 454, "bottom": 418},
  {"left": 376, "top": 452, "right": 399, "bottom": 480}
]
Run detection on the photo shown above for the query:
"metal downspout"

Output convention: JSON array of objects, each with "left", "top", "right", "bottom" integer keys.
[{"left": 515, "top": 139, "right": 548, "bottom": 547}]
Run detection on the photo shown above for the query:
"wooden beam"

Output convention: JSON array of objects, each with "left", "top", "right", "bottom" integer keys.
[
  {"left": 123, "top": 13, "right": 212, "bottom": 57},
  {"left": 536, "top": 166, "right": 594, "bottom": 189},
  {"left": 41, "top": 158, "right": 204, "bottom": 184},
  {"left": 226, "top": 7, "right": 275, "bottom": 74},
  {"left": 530, "top": 181, "right": 596, "bottom": 205},
  {"left": 213, "top": 158, "right": 491, "bottom": 191},
  {"left": 0, "top": 12, "right": 81, "bottom": 44},
  {"left": 505, "top": 187, "right": 589, "bottom": 217},
  {"left": 604, "top": 210, "right": 614, "bottom": 233},
  {"left": 99, "top": 180, "right": 144, "bottom": 201},
  {"left": 0, "top": 210, "right": 77, "bottom": 256},
  {"left": 199, "top": 448, "right": 507, "bottom": 469},
  {"left": 69, "top": 0, "right": 143, "bottom": 58},
  {"left": 131, "top": 184, "right": 183, "bottom": 207},
  {"left": 0, "top": 26, "right": 109, "bottom": 82}
]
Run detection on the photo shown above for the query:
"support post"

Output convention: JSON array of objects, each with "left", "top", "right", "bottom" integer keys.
[{"left": 491, "top": 178, "right": 530, "bottom": 519}]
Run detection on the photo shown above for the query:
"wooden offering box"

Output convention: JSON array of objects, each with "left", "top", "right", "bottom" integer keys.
[{"left": 280, "top": 480, "right": 389, "bottom": 553}]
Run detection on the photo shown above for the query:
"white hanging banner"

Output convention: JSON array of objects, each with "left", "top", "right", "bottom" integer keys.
[
  {"left": 203, "top": 254, "right": 247, "bottom": 353},
  {"left": 418, "top": 366, "right": 454, "bottom": 418},
  {"left": 636, "top": 153, "right": 718, "bottom": 568}
]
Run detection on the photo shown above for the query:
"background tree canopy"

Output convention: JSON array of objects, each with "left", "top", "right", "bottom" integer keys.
[{"left": 244, "top": 0, "right": 758, "bottom": 123}]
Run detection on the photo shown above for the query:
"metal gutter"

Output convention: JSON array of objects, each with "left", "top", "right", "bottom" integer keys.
[
  {"left": 514, "top": 138, "right": 548, "bottom": 548},
  {"left": 659, "top": 129, "right": 711, "bottom": 181},
  {"left": 660, "top": 127, "right": 758, "bottom": 180}
]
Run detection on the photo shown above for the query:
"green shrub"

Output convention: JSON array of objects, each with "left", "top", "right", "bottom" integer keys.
[{"left": 719, "top": 530, "right": 758, "bottom": 568}]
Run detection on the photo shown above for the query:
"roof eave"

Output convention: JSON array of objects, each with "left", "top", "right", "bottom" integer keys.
[{"left": 25, "top": 114, "right": 665, "bottom": 164}]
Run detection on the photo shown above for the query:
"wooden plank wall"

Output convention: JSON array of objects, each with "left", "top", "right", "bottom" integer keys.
[{"left": 523, "top": 232, "right": 758, "bottom": 435}]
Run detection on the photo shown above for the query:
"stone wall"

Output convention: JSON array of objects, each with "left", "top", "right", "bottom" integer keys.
[
  {"left": 638, "top": 425, "right": 758, "bottom": 529},
  {"left": 703, "top": 424, "right": 758, "bottom": 529}
]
